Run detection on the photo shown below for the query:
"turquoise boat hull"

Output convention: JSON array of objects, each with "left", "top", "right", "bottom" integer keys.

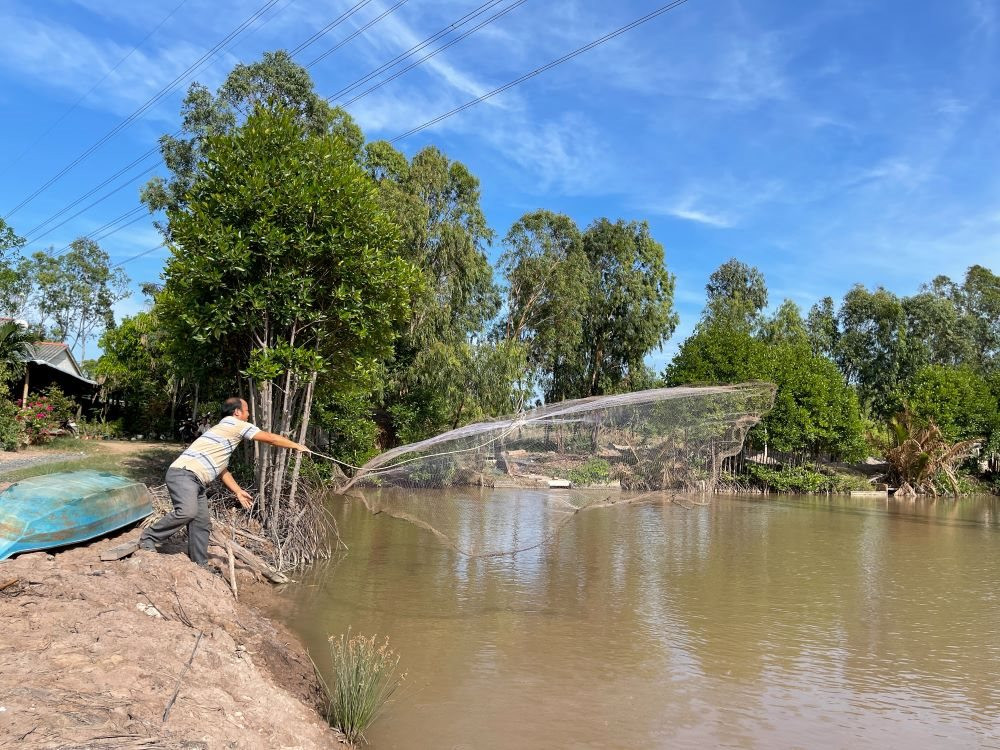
[{"left": 0, "top": 470, "right": 153, "bottom": 560}]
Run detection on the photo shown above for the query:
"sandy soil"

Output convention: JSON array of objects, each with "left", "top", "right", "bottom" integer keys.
[{"left": 0, "top": 528, "right": 347, "bottom": 749}]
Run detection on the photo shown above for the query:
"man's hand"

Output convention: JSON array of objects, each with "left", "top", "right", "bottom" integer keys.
[
  {"left": 234, "top": 487, "right": 254, "bottom": 510},
  {"left": 295, "top": 442, "right": 311, "bottom": 453}
]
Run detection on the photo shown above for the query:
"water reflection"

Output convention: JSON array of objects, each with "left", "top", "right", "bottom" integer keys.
[{"left": 261, "top": 492, "right": 1000, "bottom": 749}]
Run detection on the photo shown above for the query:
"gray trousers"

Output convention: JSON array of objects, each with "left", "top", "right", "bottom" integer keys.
[{"left": 140, "top": 467, "right": 211, "bottom": 564}]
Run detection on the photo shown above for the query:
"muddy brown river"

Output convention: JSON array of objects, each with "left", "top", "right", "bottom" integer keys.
[{"left": 262, "top": 491, "right": 1000, "bottom": 748}]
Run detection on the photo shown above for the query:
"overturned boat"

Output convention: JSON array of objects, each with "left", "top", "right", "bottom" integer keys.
[{"left": 0, "top": 470, "right": 153, "bottom": 560}]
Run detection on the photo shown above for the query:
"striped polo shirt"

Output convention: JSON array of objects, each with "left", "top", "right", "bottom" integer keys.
[{"left": 170, "top": 416, "right": 260, "bottom": 483}]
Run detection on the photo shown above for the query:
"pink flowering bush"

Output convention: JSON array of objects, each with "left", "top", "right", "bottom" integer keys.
[{"left": 14, "top": 387, "right": 78, "bottom": 446}]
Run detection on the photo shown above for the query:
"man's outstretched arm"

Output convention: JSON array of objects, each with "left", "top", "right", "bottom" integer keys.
[{"left": 251, "top": 431, "right": 310, "bottom": 452}]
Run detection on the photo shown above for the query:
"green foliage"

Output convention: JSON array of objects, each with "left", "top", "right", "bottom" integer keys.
[
  {"left": 0, "top": 396, "right": 24, "bottom": 451},
  {"left": 30, "top": 239, "right": 129, "bottom": 360},
  {"left": 745, "top": 462, "right": 870, "bottom": 493},
  {"left": 143, "top": 50, "right": 363, "bottom": 215},
  {"left": 906, "top": 365, "right": 998, "bottom": 447},
  {"left": 568, "top": 458, "right": 612, "bottom": 486},
  {"left": 366, "top": 141, "right": 502, "bottom": 441},
  {"left": 160, "top": 103, "right": 417, "bottom": 388},
  {"left": 665, "top": 308, "right": 866, "bottom": 462},
  {"left": 0, "top": 320, "right": 38, "bottom": 383},
  {"left": 0, "top": 218, "right": 30, "bottom": 319},
  {"left": 77, "top": 417, "right": 124, "bottom": 440},
  {"left": 705, "top": 258, "right": 768, "bottom": 330},
  {"left": 322, "top": 631, "right": 404, "bottom": 744}
]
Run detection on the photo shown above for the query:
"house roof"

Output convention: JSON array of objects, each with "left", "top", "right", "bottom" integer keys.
[{"left": 1, "top": 318, "right": 96, "bottom": 386}]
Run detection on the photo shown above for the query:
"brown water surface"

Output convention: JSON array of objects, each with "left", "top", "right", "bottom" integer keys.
[{"left": 263, "top": 491, "right": 1000, "bottom": 749}]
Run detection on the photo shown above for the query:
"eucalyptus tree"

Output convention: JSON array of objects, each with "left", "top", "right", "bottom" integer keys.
[
  {"left": 364, "top": 140, "right": 505, "bottom": 441},
  {"left": 0, "top": 218, "right": 30, "bottom": 319},
  {"left": 705, "top": 258, "right": 768, "bottom": 330},
  {"left": 572, "top": 219, "right": 678, "bottom": 398},
  {"left": 498, "top": 210, "right": 589, "bottom": 402},
  {"left": 159, "top": 105, "right": 419, "bottom": 520},
  {"left": 31, "top": 239, "right": 129, "bottom": 361}
]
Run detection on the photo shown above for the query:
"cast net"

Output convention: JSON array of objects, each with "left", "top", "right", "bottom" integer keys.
[{"left": 335, "top": 382, "right": 776, "bottom": 557}]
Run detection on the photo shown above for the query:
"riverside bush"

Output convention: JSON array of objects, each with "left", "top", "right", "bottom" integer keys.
[
  {"left": 746, "top": 462, "right": 870, "bottom": 493},
  {"left": 568, "top": 457, "right": 612, "bottom": 486},
  {"left": 322, "top": 630, "right": 404, "bottom": 744}
]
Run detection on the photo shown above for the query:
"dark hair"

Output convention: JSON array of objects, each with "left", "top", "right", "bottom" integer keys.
[{"left": 221, "top": 397, "right": 244, "bottom": 417}]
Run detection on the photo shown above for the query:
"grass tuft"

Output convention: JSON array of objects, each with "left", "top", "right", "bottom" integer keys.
[{"left": 321, "top": 629, "right": 405, "bottom": 744}]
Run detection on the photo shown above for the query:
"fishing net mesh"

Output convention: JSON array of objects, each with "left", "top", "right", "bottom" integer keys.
[{"left": 336, "top": 382, "right": 776, "bottom": 557}]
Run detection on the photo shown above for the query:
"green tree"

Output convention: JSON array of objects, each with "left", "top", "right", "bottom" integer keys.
[
  {"left": 806, "top": 296, "right": 838, "bottom": 359},
  {"left": 573, "top": 219, "right": 678, "bottom": 397},
  {"left": 31, "top": 239, "right": 129, "bottom": 361},
  {"left": 705, "top": 258, "right": 768, "bottom": 330},
  {"left": 0, "top": 218, "right": 30, "bottom": 319},
  {"left": 364, "top": 141, "right": 501, "bottom": 442},
  {"left": 0, "top": 319, "right": 38, "bottom": 385},
  {"left": 906, "top": 364, "right": 999, "bottom": 447},
  {"left": 761, "top": 299, "right": 809, "bottom": 346},
  {"left": 143, "top": 50, "right": 363, "bottom": 217},
  {"left": 498, "top": 210, "right": 590, "bottom": 402},
  {"left": 160, "top": 104, "right": 419, "bottom": 521},
  {"left": 835, "top": 285, "right": 909, "bottom": 419}
]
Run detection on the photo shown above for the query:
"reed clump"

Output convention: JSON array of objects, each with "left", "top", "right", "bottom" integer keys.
[{"left": 321, "top": 629, "right": 405, "bottom": 744}]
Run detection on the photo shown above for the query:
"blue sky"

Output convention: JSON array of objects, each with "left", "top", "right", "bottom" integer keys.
[{"left": 1, "top": 0, "right": 998, "bottom": 370}]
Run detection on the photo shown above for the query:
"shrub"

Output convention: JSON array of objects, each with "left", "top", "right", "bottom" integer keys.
[
  {"left": 15, "top": 387, "right": 79, "bottom": 445},
  {"left": 746, "top": 462, "right": 870, "bottom": 494},
  {"left": 568, "top": 458, "right": 612, "bottom": 486},
  {"left": 0, "top": 397, "right": 24, "bottom": 451},
  {"left": 321, "top": 630, "right": 404, "bottom": 744}
]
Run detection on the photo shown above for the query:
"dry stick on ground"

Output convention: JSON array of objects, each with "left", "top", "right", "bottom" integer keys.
[
  {"left": 225, "top": 541, "right": 238, "bottom": 600},
  {"left": 162, "top": 630, "right": 204, "bottom": 723}
]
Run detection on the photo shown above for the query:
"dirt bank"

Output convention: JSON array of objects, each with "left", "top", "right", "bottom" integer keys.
[{"left": 0, "top": 528, "right": 346, "bottom": 749}]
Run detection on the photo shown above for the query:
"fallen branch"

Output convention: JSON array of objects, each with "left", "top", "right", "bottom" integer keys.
[
  {"left": 163, "top": 630, "right": 204, "bottom": 722},
  {"left": 209, "top": 529, "right": 289, "bottom": 584}
]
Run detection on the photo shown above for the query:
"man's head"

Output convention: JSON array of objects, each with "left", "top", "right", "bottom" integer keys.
[{"left": 221, "top": 397, "right": 250, "bottom": 421}]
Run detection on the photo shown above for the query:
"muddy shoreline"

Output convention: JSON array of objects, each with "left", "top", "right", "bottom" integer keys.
[{"left": 0, "top": 527, "right": 347, "bottom": 749}]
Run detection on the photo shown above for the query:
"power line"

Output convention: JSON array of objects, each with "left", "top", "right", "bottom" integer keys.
[
  {"left": 1, "top": 0, "right": 188, "bottom": 176},
  {"left": 323, "top": 0, "right": 508, "bottom": 102},
  {"left": 390, "top": 0, "right": 693, "bottom": 144},
  {"left": 339, "top": 0, "right": 527, "bottom": 108},
  {"left": 4, "top": 0, "right": 285, "bottom": 220},
  {"left": 105, "top": 3, "right": 696, "bottom": 271},
  {"left": 22, "top": 146, "right": 164, "bottom": 241},
  {"left": 17, "top": 0, "right": 392, "bottom": 253},
  {"left": 25, "top": 160, "right": 161, "bottom": 246},
  {"left": 48, "top": 206, "right": 149, "bottom": 259},
  {"left": 114, "top": 244, "right": 165, "bottom": 268},
  {"left": 290, "top": 0, "right": 375, "bottom": 56},
  {"left": 305, "top": 0, "right": 411, "bottom": 69}
]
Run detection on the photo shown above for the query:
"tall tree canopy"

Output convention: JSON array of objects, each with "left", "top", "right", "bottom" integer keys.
[
  {"left": 142, "top": 50, "right": 363, "bottom": 218},
  {"left": 159, "top": 104, "right": 419, "bottom": 517}
]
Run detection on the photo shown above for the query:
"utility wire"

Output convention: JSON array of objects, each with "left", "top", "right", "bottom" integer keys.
[
  {"left": 4, "top": 0, "right": 284, "bottom": 219},
  {"left": 113, "top": 244, "right": 166, "bottom": 268},
  {"left": 390, "top": 0, "right": 692, "bottom": 143},
  {"left": 323, "top": 0, "right": 507, "bottom": 102},
  {"left": 105, "top": 2, "right": 694, "bottom": 272},
  {"left": 290, "top": 0, "right": 375, "bottom": 56},
  {"left": 339, "top": 0, "right": 527, "bottom": 108},
  {"left": 305, "top": 0, "right": 410, "bottom": 69},
  {"left": 17, "top": 0, "right": 394, "bottom": 253},
  {"left": 49, "top": 206, "right": 148, "bottom": 258},
  {"left": 1, "top": 0, "right": 189, "bottom": 176}
]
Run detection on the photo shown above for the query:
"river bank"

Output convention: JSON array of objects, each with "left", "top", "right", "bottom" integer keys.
[{"left": 0, "top": 526, "right": 347, "bottom": 748}]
